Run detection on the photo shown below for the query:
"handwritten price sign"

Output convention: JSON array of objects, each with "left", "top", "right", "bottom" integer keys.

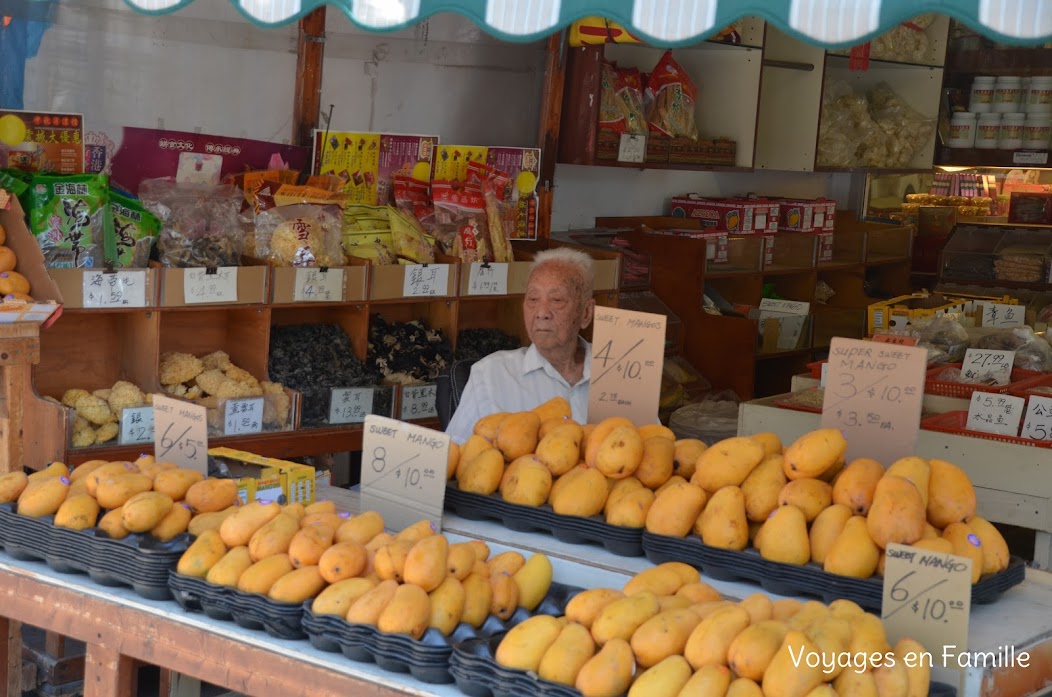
[
  {"left": 967, "top": 392, "right": 1025, "bottom": 437},
  {"left": 961, "top": 349, "right": 1015, "bottom": 386},
  {"left": 1021, "top": 395, "right": 1052, "bottom": 441},
  {"left": 223, "top": 397, "right": 264, "bottom": 435},
  {"left": 183, "top": 267, "right": 238, "bottom": 304},
  {"left": 400, "top": 384, "right": 438, "bottom": 421},
  {"left": 360, "top": 414, "right": 450, "bottom": 532},
  {"left": 119, "top": 406, "right": 154, "bottom": 446},
  {"left": 979, "top": 302, "right": 1024, "bottom": 328},
  {"left": 402, "top": 264, "right": 450, "bottom": 298},
  {"left": 882, "top": 543, "right": 971, "bottom": 661},
  {"left": 329, "top": 388, "right": 375, "bottom": 425},
  {"left": 82, "top": 270, "right": 147, "bottom": 308},
  {"left": 589, "top": 306, "right": 665, "bottom": 426},
  {"left": 152, "top": 395, "right": 208, "bottom": 473},
  {"left": 294, "top": 267, "right": 344, "bottom": 302},
  {"left": 467, "top": 262, "right": 509, "bottom": 296},
  {"left": 821, "top": 337, "right": 927, "bottom": 463}
]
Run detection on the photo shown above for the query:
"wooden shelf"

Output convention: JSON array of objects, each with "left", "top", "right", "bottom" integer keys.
[
  {"left": 762, "top": 265, "right": 817, "bottom": 276},
  {"left": 865, "top": 255, "right": 912, "bottom": 266},
  {"left": 939, "top": 276, "right": 1052, "bottom": 291},
  {"left": 946, "top": 47, "right": 1052, "bottom": 75},
  {"left": 824, "top": 53, "right": 947, "bottom": 70},
  {"left": 935, "top": 147, "right": 1051, "bottom": 169},
  {"left": 813, "top": 166, "right": 935, "bottom": 174},
  {"left": 558, "top": 159, "right": 753, "bottom": 173}
]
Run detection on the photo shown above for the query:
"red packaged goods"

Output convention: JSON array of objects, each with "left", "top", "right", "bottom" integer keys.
[
  {"left": 646, "top": 51, "right": 699, "bottom": 139},
  {"left": 668, "top": 195, "right": 779, "bottom": 234},
  {"left": 772, "top": 197, "right": 837, "bottom": 232}
]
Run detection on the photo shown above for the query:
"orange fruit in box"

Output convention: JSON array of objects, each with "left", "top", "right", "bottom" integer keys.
[
  {"left": 0, "top": 246, "right": 15, "bottom": 273},
  {"left": 0, "top": 224, "right": 6, "bottom": 245},
  {"left": 0, "top": 271, "right": 30, "bottom": 296}
]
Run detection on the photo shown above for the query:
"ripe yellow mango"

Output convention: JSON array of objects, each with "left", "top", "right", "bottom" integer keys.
[
  {"left": 377, "top": 582, "right": 431, "bottom": 639},
  {"left": 550, "top": 465, "right": 608, "bottom": 518},
  {"left": 631, "top": 608, "right": 703, "bottom": 668},
  {"left": 636, "top": 436, "right": 675, "bottom": 490},
  {"left": 177, "top": 529, "right": 227, "bottom": 578},
  {"left": 677, "top": 582, "right": 721, "bottom": 605},
  {"left": 867, "top": 475, "right": 926, "bottom": 549},
  {"left": 834, "top": 669, "right": 879, "bottom": 697},
  {"left": 805, "top": 616, "right": 852, "bottom": 680},
  {"left": 85, "top": 462, "right": 137, "bottom": 498},
  {"left": 699, "top": 486, "right": 749, "bottom": 551},
  {"left": 927, "top": 459, "right": 976, "bottom": 528},
  {"left": 474, "top": 412, "right": 510, "bottom": 441},
  {"left": 808, "top": 504, "right": 852, "bottom": 564},
  {"left": 446, "top": 441, "right": 460, "bottom": 480},
  {"left": 726, "top": 677, "right": 765, "bottom": 697},
  {"left": 873, "top": 660, "right": 911, "bottom": 697},
  {"left": 761, "top": 630, "right": 825, "bottom": 697},
  {"left": 404, "top": 534, "right": 449, "bottom": 592},
  {"left": 428, "top": 576, "right": 466, "bottom": 635},
  {"left": 121, "top": 491, "right": 174, "bottom": 533},
  {"left": 248, "top": 512, "right": 300, "bottom": 561},
  {"left": 98, "top": 507, "right": 129, "bottom": 539},
  {"left": 150, "top": 502, "right": 193, "bottom": 541},
  {"left": 53, "top": 493, "right": 100, "bottom": 531},
  {"left": 536, "top": 424, "right": 584, "bottom": 477},
  {"left": 27, "top": 461, "right": 69, "bottom": 482},
  {"left": 777, "top": 478, "right": 832, "bottom": 522},
  {"left": 628, "top": 655, "right": 692, "bottom": 697},
  {"left": 605, "top": 477, "right": 643, "bottom": 513},
  {"left": 741, "top": 455, "right": 788, "bottom": 522},
  {"left": 152, "top": 468, "right": 205, "bottom": 501},
  {"left": 638, "top": 424, "right": 676, "bottom": 441},
  {"left": 461, "top": 572, "right": 493, "bottom": 627},
  {"left": 645, "top": 482, "right": 707, "bottom": 538},
  {"left": 565, "top": 588, "right": 625, "bottom": 629},
  {"left": 311, "top": 577, "right": 377, "bottom": 616},
  {"left": 683, "top": 605, "right": 751, "bottom": 669},
  {"left": 0, "top": 471, "right": 29, "bottom": 504},
  {"left": 513, "top": 553, "right": 553, "bottom": 611},
  {"left": 500, "top": 456, "right": 552, "bottom": 507},
  {"left": 318, "top": 541, "right": 368, "bottom": 583},
  {"left": 759, "top": 505, "right": 810, "bottom": 566},
  {"left": 490, "top": 571, "right": 520, "bottom": 620},
  {"left": 966, "top": 515, "right": 1010, "bottom": 574},
  {"left": 185, "top": 478, "right": 239, "bottom": 513},
  {"left": 538, "top": 622, "right": 596, "bottom": 686},
  {"left": 771, "top": 599, "right": 803, "bottom": 622},
  {"left": 606, "top": 487, "right": 655, "bottom": 528},
  {"left": 206, "top": 546, "right": 254, "bottom": 587},
  {"left": 585, "top": 417, "right": 636, "bottom": 468},
  {"left": 188, "top": 506, "right": 238, "bottom": 537},
  {"left": 591, "top": 591, "right": 660, "bottom": 646},
  {"left": 624, "top": 565, "right": 684, "bottom": 598},
  {"left": 727, "top": 620, "right": 787, "bottom": 681},
  {"left": 738, "top": 593, "right": 773, "bottom": 624},
  {"left": 373, "top": 539, "right": 414, "bottom": 582},
  {"left": 750, "top": 432, "right": 782, "bottom": 458},
  {"left": 396, "top": 519, "right": 437, "bottom": 543},
  {"left": 460, "top": 434, "right": 494, "bottom": 468},
  {"left": 943, "top": 522, "right": 984, "bottom": 583},
  {"left": 237, "top": 554, "right": 294, "bottom": 595},
  {"left": 894, "top": 638, "right": 931, "bottom": 697},
  {"left": 886, "top": 456, "right": 931, "bottom": 509},
  {"left": 68, "top": 460, "right": 108, "bottom": 484},
  {"left": 288, "top": 525, "right": 335, "bottom": 569},
  {"left": 824, "top": 515, "right": 880, "bottom": 578},
  {"left": 575, "top": 637, "right": 635, "bottom": 697},
  {"left": 443, "top": 544, "right": 476, "bottom": 580},
  {"left": 595, "top": 426, "right": 644, "bottom": 480},
  {"left": 458, "top": 448, "right": 505, "bottom": 495},
  {"left": 17, "top": 475, "right": 70, "bottom": 517},
  {"left": 848, "top": 613, "right": 891, "bottom": 658},
  {"left": 496, "top": 614, "right": 563, "bottom": 671},
  {"left": 335, "top": 510, "right": 385, "bottom": 545},
  {"left": 782, "top": 428, "right": 847, "bottom": 481},
  {"left": 496, "top": 411, "right": 541, "bottom": 462},
  {"left": 673, "top": 439, "right": 707, "bottom": 480},
  {"left": 678, "top": 664, "right": 733, "bottom": 697},
  {"left": 93, "top": 473, "right": 151, "bottom": 510},
  {"left": 346, "top": 579, "right": 399, "bottom": 625},
  {"left": 692, "top": 437, "right": 765, "bottom": 493}
]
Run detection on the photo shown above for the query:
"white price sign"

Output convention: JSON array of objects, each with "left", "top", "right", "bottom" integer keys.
[
  {"left": 402, "top": 264, "right": 450, "bottom": 297},
  {"left": 758, "top": 299, "right": 810, "bottom": 351},
  {"left": 617, "top": 133, "right": 646, "bottom": 163},
  {"left": 82, "top": 270, "right": 147, "bottom": 308},
  {"left": 979, "top": 303, "right": 1024, "bottom": 328},
  {"left": 119, "top": 406, "right": 154, "bottom": 446},
  {"left": 589, "top": 306, "right": 665, "bottom": 426},
  {"left": 961, "top": 349, "right": 1015, "bottom": 386},
  {"left": 467, "top": 262, "right": 509, "bottom": 296},
  {"left": 223, "top": 397, "right": 264, "bottom": 435},
  {"left": 882, "top": 543, "right": 971, "bottom": 670},
  {"left": 400, "top": 384, "right": 438, "bottom": 421},
  {"left": 329, "top": 388, "right": 376, "bottom": 425},
  {"left": 966, "top": 392, "right": 1025, "bottom": 436},
  {"left": 1020, "top": 395, "right": 1052, "bottom": 441},
  {"left": 152, "top": 395, "right": 208, "bottom": 473},
  {"left": 184, "top": 267, "right": 238, "bottom": 304},
  {"left": 294, "top": 267, "right": 344, "bottom": 302},
  {"left": 361, "top": 414, "right": 449, "bottom": 532}
]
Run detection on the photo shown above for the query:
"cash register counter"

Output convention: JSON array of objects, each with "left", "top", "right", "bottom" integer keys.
[{"left": 0, "top": 486, "right": 1050, "bottom": 697}]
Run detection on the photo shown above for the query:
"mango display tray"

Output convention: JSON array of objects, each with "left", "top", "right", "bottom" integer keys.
[
  {"left": 301, "top": 581, "right": 581, "bottom": 685},
  {"left": 167, "top": 572, "right": 306, "bottom": 640},
  {"left": 444, "top": 483, "right": 644, "bottom": 557},
  {"left": 450, "top": 634, "right": 961, "bottom": 697},
  {"left": 0, "top": 502, "right": 188, "bottom": 600},
  {"left": 642, "top": 531, "right": 1026, "bottom": 612}
]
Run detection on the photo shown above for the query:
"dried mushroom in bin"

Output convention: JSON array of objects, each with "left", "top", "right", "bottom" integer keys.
[
  {"left": 368, "top": 316, "right": 453, "bottom": 384},
  {"left": 455, "top": 328, "right": 521, "bottom": 362}
]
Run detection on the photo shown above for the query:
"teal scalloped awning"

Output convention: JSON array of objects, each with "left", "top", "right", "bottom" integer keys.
[{"left": 106, "top": 0, "right": 1052, "bottom": 47}]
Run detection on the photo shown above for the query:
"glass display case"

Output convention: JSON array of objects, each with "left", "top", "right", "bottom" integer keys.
[{"left": 939, "top": 222, "right": 1052, "bottom": 285}]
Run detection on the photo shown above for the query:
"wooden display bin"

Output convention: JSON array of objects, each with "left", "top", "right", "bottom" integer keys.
[
  {"left": 364, "top": 259, "right": 459, "bottom": 301},
  {"left": 158, "top": 265, "right": 270, "bottom": 307},
  {"left": 817, "top": 227, "right": 866, "bottom": 267},
  {"left": 269, "top": 264, "right": 368, "bottom": 304},
  {"left": 159, "top": 307, "right": 270, "bottom": 379},
  {"left": 0, "top": 195, "right": 61, "bottom": 324},
  {"left": 457, "top": 296, "right": 529, "bottom": 347},
  {"left": 47, "top": 267, "right": 160, "bottom": 309},
  {"left": 866, "top": 224, "right": 914, "bottom": 262},
  {"left": 764, "top": 233, "right": 817, "bottom": 272},
  {"left": 458, "top": 260, "right": 533, "bottom": 297}
]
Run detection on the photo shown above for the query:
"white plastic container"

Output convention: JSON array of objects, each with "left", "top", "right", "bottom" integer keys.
[
  {"left": 947, "top": 112, "right": 977, "bottom": 148},
  {"left": 1023, "top": 113, "right": 1052, "bottom": 149},
  {"left": 994, "top": 76, "right": 1025, "bottom": 113},
  {"left": 975, "top": 112, "right": 1001, "bottom": 149},
  {"left": 969, "top": 76, "right": 997, "bottom": 113},
  {"left": 998, "top": 112, "right": 1026, "bottom": 149},
  {"left": 1026, "top": 76, "right": 1052, "bottom": 114}
]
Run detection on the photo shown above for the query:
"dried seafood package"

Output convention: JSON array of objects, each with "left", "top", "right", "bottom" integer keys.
[
  {"left": 139, "top": 178, "right": 243, "bottom": 268},
  {"left": 646, "top": 50, "right": 699, "bottom": 139}
]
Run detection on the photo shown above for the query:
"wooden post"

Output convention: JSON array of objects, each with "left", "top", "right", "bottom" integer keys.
[
  {"left": 0, "top": 618, "right": 20, "bottom": 697},
  {"left": 292, "top": 7, "right": 326, "bottom": 148},
  {"left": 536, "top": 32, "right": 566, "bottom": 242},
  {"left": 0, "top": 323, "right": 41, "bottom": 473},
  {"left": 83, "top": 644, "right": 134, "bottom": 697}
]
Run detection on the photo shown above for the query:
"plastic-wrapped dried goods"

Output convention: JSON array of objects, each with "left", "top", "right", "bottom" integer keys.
[
  {"left": 107, "top": 190, "right": 160, "bottom": 268},
  {"left": 466, "top": 161, "right": 514, "bottom": 263},
  {"left": 345, "top": 243, "right": 397, "bottom": 265},
  {"left": 432, "top": 181, "right": 490, "bottom": 264},
  {"left": 140, "top": 178, "right": 243, "bottom": 268},
  {"left": 27, "top": 173, "right": 109, "bottom": 268},
  {"left": 974, "top": 327, "right": 1052, "bottom": 372},
  {"left": 911, "top": 314, "right": 969, "bottom": 364},
  {"left": 646, "top": 51, "right": 699, "bottom": 139},
  {"left": 388, "top": 204, "right": 435, "bottom": 263},
  {"left": 257, "top": 204, "right": 344, "bottom": 267}
]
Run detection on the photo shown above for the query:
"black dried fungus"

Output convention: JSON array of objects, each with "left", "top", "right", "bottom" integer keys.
[
  {"left": 268, "top": 324, "right": 387, "bottom": 427},
  {"left": 455, "top": 328, "right": 521, "bottom": 362},
  {"left": 367, "top": 316, "right": 453, "bottom": 384}
]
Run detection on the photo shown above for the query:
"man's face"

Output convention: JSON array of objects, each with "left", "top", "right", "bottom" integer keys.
[{"left": 523, "top": 263, "right": 594, "bottom": 353}]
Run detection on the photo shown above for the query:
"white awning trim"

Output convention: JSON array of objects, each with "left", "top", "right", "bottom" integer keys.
[
  {"left": 979, "top": 0, "right": 1052, "bottom": 40},
  {"left": 632, "top": 0, "right": 718, "bottom": 44}
]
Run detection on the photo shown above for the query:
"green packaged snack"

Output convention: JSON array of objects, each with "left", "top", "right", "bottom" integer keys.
[
  {"left": 108, "top": 190, "right": 161, "bottom": 268},
  {"left": 0, "top": 169, "right": 30, "bottom": 199},
  {"left": 27, "top": 173, "right": 108, "bottom": 268}
]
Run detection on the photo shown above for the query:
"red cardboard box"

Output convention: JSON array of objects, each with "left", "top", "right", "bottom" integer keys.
[
  {"left": 773, "top": 197, "right": 837, "bottom": 232},
  {"left": 668, "top": 195, "right": 779, "bottom": 234}
]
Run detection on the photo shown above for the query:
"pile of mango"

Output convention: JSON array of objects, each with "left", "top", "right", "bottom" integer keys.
[
  {"left": 178, "top": 504, "right": 556, "bottom": 639},
  {"left": 0, "top": 456, "right": 236, "bottom": 541},
  {"left": 643, "top": 428, "right": 1008, "bottom": 584},
  {"left": 496, "top": 561, "right": 930, "bottom": 697}
]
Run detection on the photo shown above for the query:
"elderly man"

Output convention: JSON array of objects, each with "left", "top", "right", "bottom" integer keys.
[{"left": 445, "top": 247, "right": 595, "bottom": 444}]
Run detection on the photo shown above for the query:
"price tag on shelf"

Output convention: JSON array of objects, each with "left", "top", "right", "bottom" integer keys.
[
  {"left": 881, "top": 543, "right": 971, "bottom": 665},
  {"left": 758, "top": 299, "right": 810, "bottom": 351},
  {"left": 402, "top": 264, "right": 449, "bottom": 298},
  {"left": 467, "top": 262, "right": 509, "bottom": 296},
  {"left": 294, "top": 267, "right": 344, "bottom": 302},
  {"left": 871, "top": 333, "right": 919, "bottom": 346},
  {"left": 821, "top": 337, "right": 926, "bottom": 464},
  {"left": 82, "top": 270, "right": 147, "bottom": 308},
  {"left": 400, "top": 384, "right": 438, "bottom": 421},
  {"left": 1020, "top": 395, "right": 1052, "bottom": 442},
  {"left": 589, "top": 306, "right": 665, "bottom": 426},
  {"left": 361, "top": 414, "right": 449, "bottom": 532},
  {"left": 119, "top": 406, "right": 154, "bottom": 445},
  {"left": 1013, "top": 150, "right": 1049, "bottom": 166},
  {"left": 617, "top": 133, "right": 646, "bottom": 164},
  {"left": 329, "top": 387, "right": 375, "bottom": 425},
  {"left": 152, "top": 395, "right": 208, "bottom": 473},
  {"left": 978, "top": 302, "right": 1024, "bottom": 328},
  {"left": 183, "top": 267, "right": 238, "bottom": 304},
  {"left": 966, "top": 392, "right": 1024, "bottom": 437},
  {"left": 961, "top": 349, "right": 1015, "bottom": 386},
  {"left": 223, "top": 397, "right": 264, "bottom": 435}
]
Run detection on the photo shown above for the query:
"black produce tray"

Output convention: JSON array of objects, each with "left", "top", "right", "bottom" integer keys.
[
  {"left": 445, "top": 483, "right": 643, "bottom": 557},
  {"left": 0, "top": 503, "right": 187, "bottom": 600},
  {"left": 166, "top": 573, "right": 305, "bottom": 640},
  {"left": 642, "top": 531, "right": 1027, "bottom": 612},
  {"left": 450, "top": 634, "right": 960, "bottom": 697},
  {"left": 301, "top": 581, "right": 582, "bottom": 685}
]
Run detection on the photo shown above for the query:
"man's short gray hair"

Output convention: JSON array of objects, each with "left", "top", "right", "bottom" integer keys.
[{"left": 530, "top": 247, "right": 595, "bottom": 303}]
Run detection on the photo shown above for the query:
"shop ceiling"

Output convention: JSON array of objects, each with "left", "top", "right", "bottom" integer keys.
[{"left": 24, "top": 0, "right": 1052, "bottom": 46}]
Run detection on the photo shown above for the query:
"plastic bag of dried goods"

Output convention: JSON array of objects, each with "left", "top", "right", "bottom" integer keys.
[
  {"left": 140, "top": 178, "right": 243, "bottom": 268},
  {"left": 258, "top": 203, "right": 344, "bottom": 267},
  {"left": 646, "top": 50, "right": 699, "bottom": 139},
  {"left": 27, "top": 172, "right": 108, "bottom": 268},
  {"left": 431, "top": 181, "right": 489, "bottom": 264},
  {"left": 974, "top": 327, "right": 1052, "bottom": 373},
  {"left": 107, "top": 189, "right": 161, "bottom": 268}
]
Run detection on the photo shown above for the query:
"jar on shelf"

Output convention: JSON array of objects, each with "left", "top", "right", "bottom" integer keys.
[
  {"left": 969, "top": 76, "right": 997, "bottom": 113},
  {"left": 975, "top": 112, "right": 1001, "bottom": 149},
  {"left": 1026, "top": 76, "right": 1052, "bottom": 114},
  {"left": 998, "top": 112, "right": 1026, "bottom": 149},
  {"left": 993, "top": 76, "right": 1025, "bottom": 113},
  {"left": 1023, "top": 113, "right": 1052, "bottom": 149},
  {"left": 947, "top": 112, "right": 977, "bottom": 148}
]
